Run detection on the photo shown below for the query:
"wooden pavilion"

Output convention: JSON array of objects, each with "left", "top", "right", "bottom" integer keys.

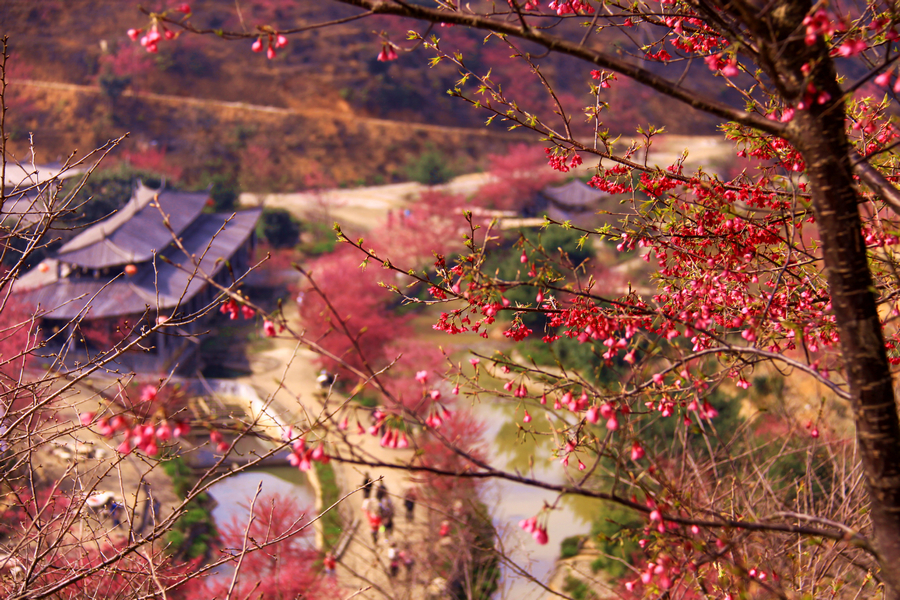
[{"left": 14, "top": 181, "right": 261, "bottom": 373}]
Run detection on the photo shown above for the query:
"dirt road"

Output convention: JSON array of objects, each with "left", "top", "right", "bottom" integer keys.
[{"left": 237, "top": 301, "right": 432, "bottom": 599}]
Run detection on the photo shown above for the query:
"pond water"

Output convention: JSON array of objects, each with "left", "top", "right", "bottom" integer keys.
[
  {"left": 208, "top": 467, "right": 316, "bottom": 530},
  {"left": 472, "top": 399, "right": 606, "bottom": 599}
]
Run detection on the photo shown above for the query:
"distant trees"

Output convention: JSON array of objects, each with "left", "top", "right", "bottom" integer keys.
[{"left": 477, "top": 143, "right": 563, "bottom": 212}]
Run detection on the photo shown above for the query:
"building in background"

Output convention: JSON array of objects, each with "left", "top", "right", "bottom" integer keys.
[{"left": 14, "top": 181, "right": 261, "bottom": 374}]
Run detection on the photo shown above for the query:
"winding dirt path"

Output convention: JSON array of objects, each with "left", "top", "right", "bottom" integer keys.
[{"left": 237, "top": 300, "right": 431, "bottom": 599}]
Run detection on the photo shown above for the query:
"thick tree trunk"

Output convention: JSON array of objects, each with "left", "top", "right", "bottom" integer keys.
[
  {"left": 792, "top": 57, "right": 900, "bottom": 600},
  {"left": 752, "top": 1, "right": 900, "bottom": 591}
]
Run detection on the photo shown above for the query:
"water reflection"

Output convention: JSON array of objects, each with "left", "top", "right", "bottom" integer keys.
[
  {"left": 209, "top": 468, "right": 315, "bottom": 529},
  {"left": 472, "top": 398, "right": 604, "bottom": 599}
]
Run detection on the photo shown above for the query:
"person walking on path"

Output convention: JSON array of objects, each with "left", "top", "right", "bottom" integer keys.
[
  {"left": 109, "top": 501, "right": 122, "bottom": 528},
  {"left": 323, "top": 552, "right": 337, "bottom": 577},
  {"left": 366, "top": 509, "right": 382, "bottom": 545},
  {"left": 400, "top": 546, "right": 415, "bottom": 581},
  {"left": 377, "top": 486, "right": 395, "bottom": 540},
  {"left": 386, "top": 545, "right": 399, "bottom": 578},
  {"left": 403, "top": 488, "right": 416, "bottom": 522},
  {"left": 361, "top": 472, "right": 373, "bottom": 499}
]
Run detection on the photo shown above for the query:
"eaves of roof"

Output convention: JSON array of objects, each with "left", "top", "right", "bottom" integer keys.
[
  {"left": 14, "top": 208, "right": 262, "bottom": 321},
  {"left": 56, "top": 183, "right": 209, "bottom": 269}
]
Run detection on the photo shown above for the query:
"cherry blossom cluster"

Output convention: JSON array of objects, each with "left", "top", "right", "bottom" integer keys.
[
  {"left": 505, "top": 0, "right": 594, "bottom": 14},
  {"left": 82, "top": 411, "right": 189, "bottom": 456},
  {"left": 126, "top": 5, "right": 191, "bottom": 53},
  {"left": 426, "top": 144, "right": 846, "bottom": 395},
  {"left": 872, "top": 17, "right": 900, "bottom": 41},
  {"left": 849, "top": 100, "right": 899, "bottom": 156},
  {"left": 668, "top": 19, "right": 729, "bottom": 54},
  {"left": 802, "top": 9, "right": 845, "bottom": 45},
  {"left": 644, "top": 48, "right": 672, "bottom": 62},
  {"left": 590, "top": 70, "right": 616, "bottom": 88},
  {"left": 638, "top": 173, "right": 680, "bottom": 197},
  {"left": 834, "top": 37, "right": 867, "bottom": 57},
  {"left": 377, "top": 42, "right": 399, "bottom": 62},
  {"left": 252, "top": 34, "right": 288, "bottom": 60},
  {"left": 282, "top": 431, "right": 331, "bottom": 471},
  {"left": 628, "top": 553, "right": 680, "bottom": 591},
  {"left": 354, "top": 408, "right": 412, "bottom": 447},
  {"left": 795, "top": 82, "right": 832, "bottom": 110},
  {"left": 508, "top": 0, "right": 541, "bottom": 9},
  {"left": 518, "top": 515, "right": 549, "bottom": 544},
  {"left": 703, "top": 53, "right": 739, "bottom": 77},
  {"left": 219, "top": 297, "right": 279, "bottom": 338},
  {"left": 737, "top": 134, "right": 803, "bottom": 170},
  {"left": 413, "top": 371, "right": 453, "bottom": 429},
  {"left": 588, "top": 164, "right": 634, "bottom": 194},
  {"left": 545, "top": 148, "right": 582, "bottom": 172},
  {"left": 380, "top": 427, "right": 410, "bottom": 448},
  {"left": 670, "top": 35, "right": 715, "bottom": 54},
  {"left": 547, "top": 0, "right": 595, "bottom": 15},
  {"left": 220, "top": 298, "right": 256, "bottom": 320}
]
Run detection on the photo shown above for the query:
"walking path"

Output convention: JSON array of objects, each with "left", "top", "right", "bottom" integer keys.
[
  {"left": 13, "top": 79, "right": 530, "bottom": 140},
  {"left": 237, "top": 301, "right": 433, "bottom": 599}
]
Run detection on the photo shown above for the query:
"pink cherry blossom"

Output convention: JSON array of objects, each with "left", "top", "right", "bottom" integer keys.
[
  {"left": 377, "top": 43, "right": 399, "bottom": 62},
  {"left": 519, "top": 516, "right": 537, "bottom": 533},
  {"left": 156, "top": 421, "right": 172, "bottom": 441},
  {"left": 631, "top": 441, "right": 645, "bottom": 461},
  {"left": 140, "top": 385, "right": 158, "bottom": 403},
  {"left": 263, "top": 320, "right": 277, "bottom": 337}
]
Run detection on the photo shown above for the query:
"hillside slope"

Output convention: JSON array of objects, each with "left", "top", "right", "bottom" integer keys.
[{"left": 2, "top": 0, "right": 727, "bottom": 188}]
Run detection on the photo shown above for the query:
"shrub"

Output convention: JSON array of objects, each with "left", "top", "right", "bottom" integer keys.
[
  {"left": 258, "top": 208, "right": 301, "bottom": 249},
  {"left": 405, "top": 147, "right": 456, "bottom": 185},
  {"left": 560, "top": 535, "right": 584, "bottom": 559}
]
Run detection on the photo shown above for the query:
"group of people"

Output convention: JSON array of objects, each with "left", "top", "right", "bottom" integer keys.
[
  {"left": 360, "top": 473, "right": 419, "bottom": 579},
  {"left": 361, "top": 474, "right": 395, "bottom": 544},
  {"left": 385, "top": 543, "right": 415, "bottom": 579}
]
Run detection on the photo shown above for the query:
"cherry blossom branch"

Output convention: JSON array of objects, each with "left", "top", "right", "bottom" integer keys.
[
  {"left": 851, "top": 152, "right": 900, "bottom": 216},
  {"left": 332, "top": 0, "right": 787, "bottom": 136},
  {"left": 330, "top": 453, "right": 874, "bottom": 554},
  {"left": 225, "top": 483, "right": 262, "bottom": 600}
]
